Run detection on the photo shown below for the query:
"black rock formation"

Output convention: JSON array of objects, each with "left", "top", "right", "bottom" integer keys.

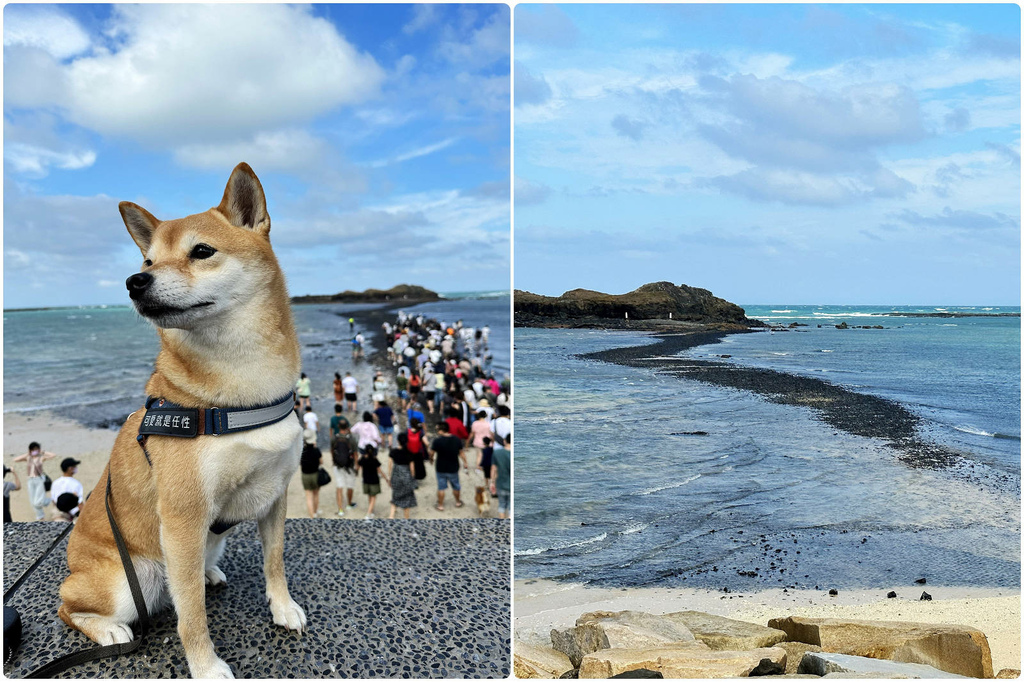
[{"left": 515, "top": 282, "right": 762, "bottom": 329}]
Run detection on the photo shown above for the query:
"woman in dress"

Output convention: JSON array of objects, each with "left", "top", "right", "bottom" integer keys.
[{"left": 388, "top": 432, "right": 418, "bottom": 519}]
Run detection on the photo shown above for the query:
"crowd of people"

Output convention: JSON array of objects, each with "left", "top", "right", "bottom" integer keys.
[
  {"left": 294, "top": 310, "right": 512, "bottom": 521},
  {"left": 4, "top": 311, "right": 511, "bottom": 525},
  {"left": 4, "top": 443, "right": 85, "bottom": 524}
]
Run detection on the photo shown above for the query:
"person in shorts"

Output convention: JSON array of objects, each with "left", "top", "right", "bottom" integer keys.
[
  {"left": 300, "top": 428, "right": 324, "bottom": 518},
  {"left": 342, "top": 372, "right": 359, "bottom": 412},
  {"left": 429, "top": 421, "right": 468, "bottom": 512},
  {"left": 489, "top": 433, "right": 511, "bottom": 519},
  {"left": 331, "top": 422, "right": 359, "bottom": 515},
  {"left": 374, "top": 400, "right": 396, "bottom": 449},
  {"left": 356, "top": 445, "right": 388, "bottom": 519}
]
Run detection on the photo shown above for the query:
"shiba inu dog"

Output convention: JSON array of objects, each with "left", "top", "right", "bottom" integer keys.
[
  {"left": 57, "top": 163, "right": 306, "bottom": 678},
  {"left": 475, "top": 486, "right": 490, "bottom": 516}
]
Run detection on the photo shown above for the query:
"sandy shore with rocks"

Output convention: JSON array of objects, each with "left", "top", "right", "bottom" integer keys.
[
  {"left": 3, "top": 410, "right": 498, "bottom": 522},
  {"left": 514, "top": 578, "right": 1020, "bottom": 673}
]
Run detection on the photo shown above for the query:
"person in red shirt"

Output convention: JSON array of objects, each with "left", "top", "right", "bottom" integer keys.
[{"left": 444, "top": 407, "right": 469, "bottom": 441}]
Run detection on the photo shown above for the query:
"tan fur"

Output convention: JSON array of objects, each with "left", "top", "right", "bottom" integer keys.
[
  {"left": 475, "top": 486, "right": 490, "bottom": 516},
  {"left": 58, "top": 163, "right": 305, "bottom": 679}
]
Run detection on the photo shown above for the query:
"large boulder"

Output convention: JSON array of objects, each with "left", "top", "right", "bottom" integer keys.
[
  {"left": 657, "top": 611, "right": 787, "bottom": 650},
  {"left": 578, "top": 644, "right": 787, "bottom": 679},
  {"left": 799, "top": 652, "right": 968, "bottom": 678},
  {"left": 514, "top": 642, "right": 575, "bottom": 679},
  {"left": 774, "top": 642, "right": 823, "bottom": 674},
  {"left": 552, "top": 611, "right": 696, "bottom": 667},
  {"left": 769, "top": 617, "right": 992, "bottom": 678}
]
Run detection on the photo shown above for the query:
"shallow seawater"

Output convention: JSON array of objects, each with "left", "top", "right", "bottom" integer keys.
[
  {"left": 3, "top": 296, "right": 509, "bottom": 428},
  {"left": 514, "top": 316, "right": 1020, "bottom": 590}
]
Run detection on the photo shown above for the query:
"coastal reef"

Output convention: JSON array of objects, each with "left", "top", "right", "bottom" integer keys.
[
  {"left": 292, "top": 284, "right": 440, "bottom": 305},
  {"left": 514, "top": 282, "right": 763, "bottom": 330},
  {"left": 515, "top": 609, "right": 1010, "bottom": 679}
]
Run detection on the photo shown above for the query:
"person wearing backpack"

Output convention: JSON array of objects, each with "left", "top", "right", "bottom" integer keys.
[
  {"left": 407, "top": 418, "right": 427, "bottom": 482},
  {"left": 331, "top": 423, "right": 359, "bottom": 516}
]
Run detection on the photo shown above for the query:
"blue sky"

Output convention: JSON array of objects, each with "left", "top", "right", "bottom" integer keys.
[
  {"left": 4, "top": 4, "right": 510, "bottom": 308},
  {"left": 515, "top": 4, "right": 1020, "bottom": 305}
]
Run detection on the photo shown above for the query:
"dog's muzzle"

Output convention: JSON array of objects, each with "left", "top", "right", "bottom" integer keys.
[{"left": 126, "top": 272, "right": 154, "bottom": 301}]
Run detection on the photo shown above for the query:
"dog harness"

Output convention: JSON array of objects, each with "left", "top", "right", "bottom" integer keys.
[
  {"left": 137, "top": 393, "right": 296, "bottom": 438},
  {"left": 136, "top": 393, "right": 296, "bottom": 533}
]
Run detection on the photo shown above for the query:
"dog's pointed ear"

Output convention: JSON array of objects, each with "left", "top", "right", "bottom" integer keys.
[
  {"left": 216, "top": 162, "right": 270, "bottom": 236},
  {"left": 119, "top": 202, "right": 161, "bottom": 254}
]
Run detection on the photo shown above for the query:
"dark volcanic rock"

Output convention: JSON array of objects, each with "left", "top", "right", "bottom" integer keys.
[
  {"left": 292, "top": 284, "right": 440, "bottom": 305},
  {"left": 514, "top": 282, "right": 762, "bottom": 329}
]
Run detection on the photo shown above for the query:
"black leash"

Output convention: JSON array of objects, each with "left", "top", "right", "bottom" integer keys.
[{"left": 5, "top": 470, "right": 151, "bottom": 678}]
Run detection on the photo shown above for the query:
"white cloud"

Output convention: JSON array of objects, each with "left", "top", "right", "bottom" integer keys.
[
  {"left": 6, "top": 5, "right": 385, "bottom": 146},
  {"left": 173, "top": 130, "right": 326, "bottom": 172},
  {"left": 4, "top": 143, "right": 96, "bottom": 177},
  {"left": 4, "top": 5, "right": 91, "bottom": 59},
  {"left": 438, "top": 9, "right": 509, "bottom": 68},
  {"left": 368, "top": 138, "right": 459, "bottom": 168},
  {"left": 403, "top": 5, "right": 440, "bottom": 35}
]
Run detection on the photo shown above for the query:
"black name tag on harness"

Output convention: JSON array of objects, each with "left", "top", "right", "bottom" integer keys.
[{"left": 139, "top": 408, "right": 199, "bottom": 437}]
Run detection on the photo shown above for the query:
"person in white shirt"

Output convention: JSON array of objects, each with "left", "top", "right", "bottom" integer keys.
[
  {"left": 303, "top": 407, "right": 319, "bottom": 435},
  {"left": 342, "top": 372, "right": 359, "bottom": 412},
  {"left": 50, "top": 457, "right": 85, "bottom": 517}
]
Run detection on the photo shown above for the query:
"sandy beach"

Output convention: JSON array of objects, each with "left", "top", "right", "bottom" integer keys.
[
  {"left": 515, "top": 578, "right": 1021, "bottom": 674},
  {"left": 3, "top": 410, "right": 500, "bottom": 522}
]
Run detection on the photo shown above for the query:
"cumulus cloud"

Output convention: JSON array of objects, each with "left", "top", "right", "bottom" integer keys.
[
  {"left": 516, "top": 5, "right": 579, "bottom": 48},
  {"left": 515, "top": 63, "right": 553, "bottom": 107},
  {"left": 611, "top": 115, "right": 646, "bottom": 141},
  {"left": 5, "top": 5, "right": 385, "bottom": 146},
  {"left": 5, "top": 143, "right": 96, "bottom": 177},
  {"left": 173, "top": 130, "right": 327, "bottom": 172},
  {"left": 694, "top": 74, "right": 922, "bottom": 204},
  {"left": 3, "top": 5, "right": 91, "bottom": 59}
]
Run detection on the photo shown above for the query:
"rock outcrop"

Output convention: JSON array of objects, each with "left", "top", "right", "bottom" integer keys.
[
  {"left": 514, "top": 642, "right": 575, "bottom": 679},
  {"left": 768, "top": 616, "right": 993, "bottom": 679},
  {"left": 552, "top": 611, "right": 696, "bottom": 667},
  {"left": 514, "top": 282, "right": 761, "bottom": 329},
  {"left": 798, "top": 652, "right": 968, "bottom": 678},
  {"left": 292, "top": 284, "right": 440, "bottom": 305},
  {"left": 578, "top": 643, "right": 788, "bottom": 679}
]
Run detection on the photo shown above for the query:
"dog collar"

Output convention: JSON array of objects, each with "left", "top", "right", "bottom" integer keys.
[{"left": 137, "top": 393, "right": 295, "bottom": 438}]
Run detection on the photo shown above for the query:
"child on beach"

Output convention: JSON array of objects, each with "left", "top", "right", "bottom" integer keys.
[{"left": 356, "top": 445, "right": 388, "bottom": 519}]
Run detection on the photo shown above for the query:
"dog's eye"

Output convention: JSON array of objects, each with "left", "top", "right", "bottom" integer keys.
[
  {"left": 144, "top": 259, "right": 153, "bottom": 267},
  {"left": 190, "top": 244, "right": 216, "bottom": 260}
]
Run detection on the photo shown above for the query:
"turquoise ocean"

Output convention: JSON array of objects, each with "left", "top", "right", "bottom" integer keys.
[
  {"left": 515, "top": 304, "right": 1020, "bottom": 590},
  {"left": 3, "top": 293, "right": 510, "bottom": 429}
]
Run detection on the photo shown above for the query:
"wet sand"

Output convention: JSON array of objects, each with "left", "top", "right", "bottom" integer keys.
[{"left": 515, "top": 578, "right": 1021, "bottom": 674}]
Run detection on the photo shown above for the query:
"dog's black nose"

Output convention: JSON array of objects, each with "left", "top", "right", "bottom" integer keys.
[{"left": 126, "top": 272, "right": 154, "bottom": 299}]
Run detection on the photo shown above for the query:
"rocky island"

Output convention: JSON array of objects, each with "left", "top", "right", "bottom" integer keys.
[
  {"left": 291, "top": 284, "right": 441, "bottom": 305},
  {"left": 514, "top": 282, "right": 764, "bottom": 330}
]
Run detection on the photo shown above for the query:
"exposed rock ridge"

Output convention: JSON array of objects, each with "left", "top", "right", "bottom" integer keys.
[{"left": 515, "top": 282, "right": 762, "bottom": 329}]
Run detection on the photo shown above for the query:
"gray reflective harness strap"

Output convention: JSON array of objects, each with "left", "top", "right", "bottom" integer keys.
[{"left": 138, "top": 394, "right": 295, "bottom": 438}]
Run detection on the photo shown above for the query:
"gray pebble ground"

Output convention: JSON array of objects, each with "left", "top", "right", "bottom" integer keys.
[{"left": 4, "top": 519, "right": 510, "bottom": 678}]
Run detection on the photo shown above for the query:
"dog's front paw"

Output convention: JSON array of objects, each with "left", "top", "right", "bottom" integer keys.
[
  {"left": 205, "top": 565, "right": 227, "bottom": 586},
  {"left": 269, "top": 596, "right": 307, "bottom": 633},
  {"left": 190, "top": 655, "right": 233, "bottom": 679}
]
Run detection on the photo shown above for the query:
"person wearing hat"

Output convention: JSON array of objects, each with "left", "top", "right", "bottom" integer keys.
[
  {"left": 300, "top": 428, "right": 324, "bottom": 518},
  {"left": 50, "top": 457, "right": 84, "bottom": 517}
]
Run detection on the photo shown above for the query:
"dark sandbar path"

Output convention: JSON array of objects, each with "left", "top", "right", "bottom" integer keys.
[{"left": 580, "top": 330, "right": 1005, "bottom": 478}]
